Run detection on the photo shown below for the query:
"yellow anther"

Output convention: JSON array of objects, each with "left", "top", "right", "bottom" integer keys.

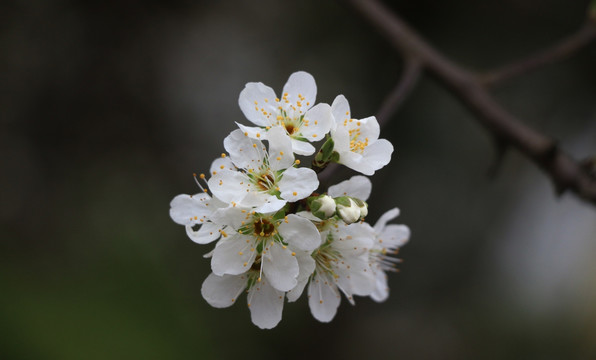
[
  {"left": 256, "top": 133, "right": 260, "bottom": 138},
  {"left": 292, "top": 191, "right": 297, "bottom": 196},
  {"left": 291, "top": 252, "right": 296, "bottom": 256},
  {"left": 295, "top": 160, "right": 300, "bottom": 165},
  {"left": 212, "top": 171, "right": 217, "bottom": 175},
  {"left": 199, "top": 173, "right": 205, "bottom": 179},
  {"left": 244, "top": 132, "right": 248, "bottom": 136},
  {"left": 252, "top": 144, "right": 257, "bottom": 148},
  {"left": 238, "top": 251, "right": 243, "bottom": 255}
]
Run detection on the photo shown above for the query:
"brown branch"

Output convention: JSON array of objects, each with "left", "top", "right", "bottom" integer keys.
[
  {"left": 480, "top": 22, "right": 596, "bottom": 86},
  {"left": 376, "top": 57, "right": 422, "bottom": 126},
  {"left": 344, "top": 0, "right": 596, "bottom": 205}
]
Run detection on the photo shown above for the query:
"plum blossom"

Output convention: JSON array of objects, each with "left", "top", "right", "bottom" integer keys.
[
  {"left": 169, "top": 71, "right": 408, "bottom": 329},
  {"left": 330, "top": 95, "right": 394, "bottom": 175},
  {"left": 209, "top": 128, "right": 319, "bottom": 213},
  {"left": 210, "top": 211, "right": 321, "bottom": 292},
  {"left": 201, "top": 271, "right": 284, "bottom": 329},
  {"left": 238, "top": 71, "right": 333, "bottom": 155},
  {"left": 308, "top": 220, "right": 376, "bottom": 322},
  {"left": 369, "top": 208, "right": 410, "bottom": 302}
]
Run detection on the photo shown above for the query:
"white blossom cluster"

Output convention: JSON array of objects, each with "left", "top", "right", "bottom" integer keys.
[{"left": 169, "top": 71, "right": 410, "bottom": 329}]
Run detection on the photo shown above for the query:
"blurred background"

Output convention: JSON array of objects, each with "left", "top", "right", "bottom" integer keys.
[{"left": 2, "top": 0, "right": 596, "bottom": 359}]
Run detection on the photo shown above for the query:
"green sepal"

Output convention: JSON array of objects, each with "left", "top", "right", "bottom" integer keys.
[
  {"left": 335, "top": 196, "right": 351, "bottom": 207},
  {"left": 352, "top": 198, "right": 365, "bottom": 207}
]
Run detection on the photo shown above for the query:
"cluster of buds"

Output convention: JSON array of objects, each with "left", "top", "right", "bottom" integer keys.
[
  {"left": 170, "top": 72, "right": 410, "bottom": 329},
  {"left": 309, "top": 194, "right": 367, "bottom": 223}
]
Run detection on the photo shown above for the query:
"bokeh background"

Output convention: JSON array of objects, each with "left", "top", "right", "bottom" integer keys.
[{"left": 2, "top": 0, "right": 596, "bottom": 359}]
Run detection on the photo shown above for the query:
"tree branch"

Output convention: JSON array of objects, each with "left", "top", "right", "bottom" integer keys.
[
  {"left": 480, "top": 22, "right": 596, "bottom": 86},
  {"left": 344, "top": 0, "right": 596, "bottom": 205}
]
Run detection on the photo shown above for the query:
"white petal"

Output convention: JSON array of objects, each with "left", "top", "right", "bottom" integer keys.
[
  {"left": 208, "top": 170, "right": 250, "bottom": 204},
  {"left": 279, "top": 214, "right": 321, "bottom": 251},
  {"left": 266, "top": 126, "right": 295, "bottom": 171},
  {"left": 262, "top": 242, "right": 299, "bottom": 291},
  {"left": 247, "top": 276, "right": 285, "bottom": 329},
  {"left": 356, "top": 116, "right": 381, "bottom": 142},
  {"left": 373, "top": 208, "right": 400, "bottom": 233},
  {"left": 331, "top": 95, "right": 351, "bottom": 127},
  {"left": 252, "top": 197, "right": 287, "bottom": 214},
  {"left": 290, "top": 137, "right": 316, "bottom": 155},
  {"left": 308, "top": 273, "right": 341, "bottom": 323},
  {"left": 223, "top": 129, "right": 265, "bottom": 171},
  {"left": 282, "top": 71, "right": 316, "bottom": 110},
  {"left": 361, "top": 138, "right": 393, "bottom": 173},
  {"left": 209, "top": 156, "right": 236, "bottom": 174},
  {"left": 185, "top": 222, "right": 222, "bottom": 244},
  {"left": 238, "top": 82, "right": 278, "bottom": 127},
  {"left": 169, "top": 193, "right": 211, "bottom": 226},
  {"left": 201, "top": 273, "right": 247, "bottom": 308},
  {"left": 236, "top": 122, "right": 267, "bottom": 141},
  {"left": 211, "top": 234, "right": 257, "bottom": 276},
  {"left": 336, "top": 256, "right": 375, "bottom": 297},
  {"left": 287, "top": 251, "right": 316, "bottom": 302},
  {"left": 278, "top": 167, "right": 319, "bottom": 202},
  {"left": 379, "top": 224, "right": 410, "bottom": 248},
  {"left": 370, "top": 270, "right": 389, "bottom": 303},
  {"left": 330, "top": 126, "right": 350, "bottom": 153},
  {"left": 328, "top": 175, "right": 372, "bottom": 201},
  {"left": 300, "top": 103, "right": 333, "bottom": 141},
  {"left": 210, "top": 205, "right": 249, "bottom": 229},
  {"left": 338, "top": 150, "right": 374, "bottom": 176}
]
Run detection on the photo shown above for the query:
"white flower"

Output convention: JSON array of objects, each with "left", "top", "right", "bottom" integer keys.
[
  {"left": 201, "top": 271, "right": 285, "bottom": 329},
  {"left": 238, "top": 71, "right": 333, "bottom": 156},
  {"left": 309, "top": 194, "right": 336, "bottom": 219},
  {"left": 169, "top": 155, "right": 246, "bottom": 244},
  {"left": 369, "top": 208, "right": 410, "bottom": 302},
  {"left": 330, "top": 95, "right": 393, "bottom": 175},
  {"left": 210, "top": 212, "right": 321, "bottom": 293},
  {"left": 209, "top": 128, "right": 319, "bottom": 213},
  {"left": 328, "top": 175, "right": 372, "bottom": 202},
  {"left": 336, "top": 198, "right": 361, "bottom": 224},
  {"left": 307, "top": 219, "right": 376, "bottom": 322}
]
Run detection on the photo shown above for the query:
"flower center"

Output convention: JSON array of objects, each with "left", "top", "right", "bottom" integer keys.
[
  {"left": 313, "top": 239, "right": 341, "bottom": 278},
  {"left": 348, "top": 128, "right": 369, "bottom": 153},
  {"left": 285, "top": 123, "right": 297, "bottom": 135},
  {"left": 253, "top": 218, "right": 275, "bottom": 237},
  {"left": 256, "top": 173, "right": 275, "bottom": 191}
]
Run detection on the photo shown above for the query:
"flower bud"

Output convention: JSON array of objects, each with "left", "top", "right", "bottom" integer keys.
[
  {"left": 311, "top": 195, "right": 337, "bottom": 219},
  {"left": 336, "top": 197, "right": 361, "bottom": 224},
  {"left": 359, "top": 201, "right": 368, "bottom": 218}
]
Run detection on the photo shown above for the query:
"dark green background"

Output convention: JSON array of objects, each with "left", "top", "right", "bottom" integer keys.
[{"left": 2, "top": 0, "right": 596, "bottom": 359}]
